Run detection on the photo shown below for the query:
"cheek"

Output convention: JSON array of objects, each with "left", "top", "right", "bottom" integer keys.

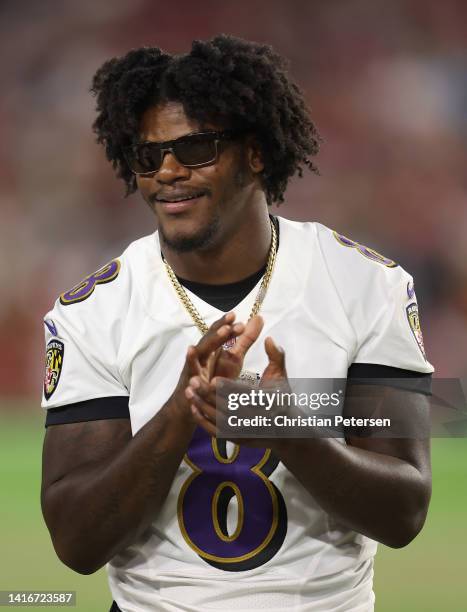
[
  {"left": 136, "top": 177, "right": 153, "bottom": 200},
  {"left": 200, "top": 153, "right": 245, "bottom": 198}
]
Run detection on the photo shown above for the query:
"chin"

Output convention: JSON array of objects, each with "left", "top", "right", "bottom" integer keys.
[{"left": 159, "top": 215, "right": 220, "bottom": 253}]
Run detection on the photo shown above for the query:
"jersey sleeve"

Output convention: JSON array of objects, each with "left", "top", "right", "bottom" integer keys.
[
  {"left": 41, "top": 258, "right": 130, "bottom": 421},
  {"left": 316, "top": 224, "right": 434, "bottom": 392}
]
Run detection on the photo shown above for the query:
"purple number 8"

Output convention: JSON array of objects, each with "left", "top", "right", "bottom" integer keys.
[
  {"left": 333, "top": 231, "right": 397, "bottom": 268},
  {"left": 178, "top": 427, "right": 287, "bottom": 571},
  {"left": 59, "top": 260, "right": 120, "bottom": 305}
]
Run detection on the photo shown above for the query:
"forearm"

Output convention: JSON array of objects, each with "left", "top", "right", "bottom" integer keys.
[
  {"left": 275, "top": 437, "right": 431, "bottom": 548},
  {"left": 43, "top": 400, "right": 195, "bottom": 573}
]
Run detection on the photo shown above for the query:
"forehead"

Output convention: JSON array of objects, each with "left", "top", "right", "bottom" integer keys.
[{"left": 139, "top": 101, "right": 214, "bottom": 143}]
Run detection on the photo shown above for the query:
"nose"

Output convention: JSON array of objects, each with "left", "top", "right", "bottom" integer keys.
[{"left": 156, "top": 150, "right": 191, "bottom": 184}]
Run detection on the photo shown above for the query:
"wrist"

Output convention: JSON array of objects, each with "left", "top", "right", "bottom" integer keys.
[{"left": 166, "top": 392, "right": 194, "bottom": 424}]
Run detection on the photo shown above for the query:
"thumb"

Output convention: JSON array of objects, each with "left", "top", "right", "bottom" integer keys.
[
  {"left": 264, "top": 336, "right": 286, "bottom": 374},
  {"left": 231, "top": 315, "right": 264, "bottom": 358}
]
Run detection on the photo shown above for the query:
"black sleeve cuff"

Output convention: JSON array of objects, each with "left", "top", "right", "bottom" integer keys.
[
  {"left": 347, "top": 363, "right": 432, "bottom": 396},
  {"left": 45, "top": 396, "right": 130, "bottom": 427}
]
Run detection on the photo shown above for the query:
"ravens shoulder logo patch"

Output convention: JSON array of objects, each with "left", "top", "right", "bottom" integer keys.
[{"left": 44, "top": 339, "right": 64, "bottom": 400}]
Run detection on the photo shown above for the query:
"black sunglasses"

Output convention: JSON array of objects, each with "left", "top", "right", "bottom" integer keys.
[{"left": 123, "top": 130, "right": 238, "bottom": 175}]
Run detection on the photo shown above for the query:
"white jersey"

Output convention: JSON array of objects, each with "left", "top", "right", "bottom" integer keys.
[{"left": 41, "top": 217, "right": 433, "bottom": 612}]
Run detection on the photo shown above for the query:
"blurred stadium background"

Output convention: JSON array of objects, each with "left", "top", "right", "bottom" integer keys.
[{"left": 1, "top": 0, "right": 466, "bottom": 610}]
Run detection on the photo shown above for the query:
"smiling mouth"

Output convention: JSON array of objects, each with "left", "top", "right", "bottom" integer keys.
[
  {"left": 156, "top": 192, "right": 205, "bottom": 203},
  {"left": 154, "top": 193, "right": 206, "bottom": 214}
]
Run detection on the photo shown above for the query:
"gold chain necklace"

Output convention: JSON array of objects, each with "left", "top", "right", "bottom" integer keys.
[{"left": 163, "top": 219, "right": 277, "bottom": 379}]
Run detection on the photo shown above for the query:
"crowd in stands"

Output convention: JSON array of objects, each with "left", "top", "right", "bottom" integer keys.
[{"left": 1, "top": 0, "right": 466, "bottom": 400}]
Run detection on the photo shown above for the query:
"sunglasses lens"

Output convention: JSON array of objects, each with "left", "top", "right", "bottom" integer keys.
[
  {"left": 126, "top": 133, "right": 226, "bottom": 174},
  {"left": 174, "top": 138, "right": 217, "bottom": 166},
  {"left": 129, "top": 144, "right": 161, "bottom": 174}
]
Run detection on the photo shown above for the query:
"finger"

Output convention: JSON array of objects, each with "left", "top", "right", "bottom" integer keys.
[
  {"left": 201, "top": 380, "right": 218, "bottom": 406},
  {"left": 210, "top": 377, "right": 255, "bottom": 417},
  {"left": 185, "top": 384, "right": 208, "bottom": 402},
  {"left": 221, "top": 321, "right": 245, "bottom": 342},
  {"left": 230, "top": 315, "right": 264, "bottom": 359},
  {"left": 210, "top": 347, "right": 244, "bottom": 380},
  {"left": 261, "top": 336, "right": 287, "bottom": 381},
  {"left": 264, "top": 336, "right": 285, "bottom": 367},
  {"left": 185, "top": 345, "right": 202, "bottom": 377},
  {"left": 190, "top": 391, "right": 217, "bottom": 423},
  {"left": 226, "top": 322, "right": 245, "bottom": 344},
  {"left": 207, "top": 377, "right": 227, "bottom": 410},
  {"left": 185, "top": 380, "right": 216, "bottom": 407},
  {"left": 196, "top": 313, "right": 236, "bottom": 365},
  {"left": 210, "top": 311, "right": 236, "bottom": 329},
  {"left": 206, "top": 346, "right": 223, "bottom": 380},
  {"left": 213, "top": 376, "right": 253, "bottom": 395},
  {"left": 232, "top": 322, "right": 245, "bottom": 334},
  {"left": 189, "top": 375, "right": 213, "bottom": 401},
  {"left": 204, "top": 321, "right": 247, "bottom": 378},
  {"left": 186, "top": 343, "right": 224, "bottom": 380},
  {"left": 191, "top": 405, "right": 217, "bottom": 437}
]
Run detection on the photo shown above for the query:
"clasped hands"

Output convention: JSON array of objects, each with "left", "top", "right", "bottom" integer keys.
[{"left": 182, "top": 312, "right": 289, "bottom": 446}]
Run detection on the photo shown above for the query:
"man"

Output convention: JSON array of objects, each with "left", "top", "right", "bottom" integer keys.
[{"left": 41, "top": 35, "right": 433, "bottom": 611}]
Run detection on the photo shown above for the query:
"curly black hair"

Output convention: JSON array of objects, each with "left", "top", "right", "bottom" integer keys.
[{"left": 91, "top": 34, "right": 321, "bottom": 205}]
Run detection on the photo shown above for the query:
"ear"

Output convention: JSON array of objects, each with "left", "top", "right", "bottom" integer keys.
[{"left": 246, "top": 137, "right": 264, "bottom": 174}]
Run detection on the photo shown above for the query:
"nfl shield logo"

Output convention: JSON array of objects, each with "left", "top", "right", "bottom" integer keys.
[{"left": 44, "top": 340, "right": 64, "bottom": 400}]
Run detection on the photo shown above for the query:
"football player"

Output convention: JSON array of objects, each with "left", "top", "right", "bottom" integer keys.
[{"left": 41, "top": 35, "right": 433, "bottom": 611}]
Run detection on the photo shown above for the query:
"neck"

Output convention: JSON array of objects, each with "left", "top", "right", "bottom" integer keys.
[{"left": 160, "top": 201, "right": 273, "bottom": 284}]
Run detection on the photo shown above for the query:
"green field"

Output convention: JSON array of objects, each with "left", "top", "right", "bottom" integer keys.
[{"left": 1, "top": 409, "right": 465, "bottom": 611}]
